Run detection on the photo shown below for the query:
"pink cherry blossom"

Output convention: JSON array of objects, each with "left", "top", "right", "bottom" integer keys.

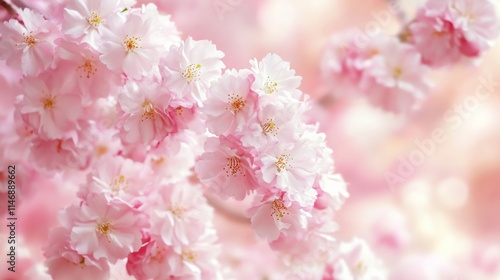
[
  {"left": 256, "top": 138, "right": 317, "bottom": 206},
  {"left": 409, "top": 0, "right": 500, "bottom": 67},
  {"left": 98, "top": 5, "right": 174, "bottom": 79},
  {"left": 250, "top": 53, "right": 302, "bottom": 100},
  {"left": 195, "top": 136, "right": 257, "bottom": 201},
  {"left": 167, "top": 229, "right": 223, "bottom": 280},
  {"left": 80, "top": 155, "right": 153, "bottom": 202},
  {"left": 362, "top": 37, "right": 431, "bottom": 113},
  {"left": 62, "top": 0, "right": 129, "bottom": 48},
  {"left": 64, "top": 192, "right": 148, "bottom": 263},
  {"left": 55, "top": 39, "right": 121, "bottom": 105},
  {"left": 163, "top": 37, "right": 225, "bottom": 105},
  {"left": 249, "top": 193, "right": 310, "bottom": 243},
  {"left": 322, "top": 238, "right": 387, "bottom": 280},
  {"left": 126, "top": 233, "right": 175, "bottom": 280},
  {"left": 0, "top": 8, "right": 56, "bottom": 76},
  {"left": 240, "top": 100, "right": 304, "bottom": 151},
  {"left": 148, "top": 181, "right": 213, "bottom": 246},
  {"left": 44, "top": 227, "right": 110, "bottom": 280},
  {"left": 20, "top": 70, "right": 83, "bottom": 139}
]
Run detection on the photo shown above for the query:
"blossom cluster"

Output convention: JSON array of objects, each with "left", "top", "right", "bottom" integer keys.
[
  {"left": 195, "top": 53, "right": 349, "bottom": 275},
  {"left": 0, "top": 0, "right": 228, "bottom": 278},
  {"left": 321, "top": 0, "right": 499, "bottom": 113}
]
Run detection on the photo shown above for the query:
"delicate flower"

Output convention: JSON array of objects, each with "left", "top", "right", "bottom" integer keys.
[
  {"left": 240, "top": 100, "right": 303, "bottom": 150},
  {"left": 62, "top": 0, "right": 129, "bottom": 48},
  {"left": 195, "top": 136, "right": 257, "bottom": 201},
  {"left": 65, "top": 193, "right": 148, "bottom": 263},
  {"left": 44, "top": 227, "right": 110, "bottom": 280},
  {"left": 250, "top": 53, "right": 302, "bottom": 100},
  {"left": 167, "top": 229, "right": 223, "bottom": 280},
  {"left": 20, "top": 70, "right": 83, "bottom": 139},
  {"left": 98, "top": 6, "right": 169, "bottom": 79},
  {"left": 249, "top": 193, "right": 310, "bottom": 243},
  {"left": 362, "top": 37, "right": 431, "bottom": 113},
  {"left": 0, "top": 8, "right": 56, "bottom": 76},
  {"left": 55, "top": 39, "right": 121, "bottom": 106},
  {"left": 322, "top": 238, "right": 387, "bottom": 280},
  {"left": 126, "top": 234, "right": 175, "bottom": 280},
  {"left": 149, "top": 181, "right": 213, "bottom": 246},
  {"left": 256, "top": 138, "right": 317, "bottom": 206},
  {"left": 163, "top": 37, "right": 225, "bottom": 105},
  {"left": 203, "top": 72, "right": 256, "bottom": 136}
]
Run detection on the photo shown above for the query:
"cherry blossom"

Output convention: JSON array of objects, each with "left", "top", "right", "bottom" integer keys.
[
  {"left": 98, "top": 5, "right": 174, "bottom": 79},
  {"left": 117, "top": 80, "right": 173, "bottom": 144},
  {"left": 409, "top": 0, "right": 500, "bottom": 67},
  {"left": 63, "top": 193, "right": 148, "bottom": 263},
  {"left": 163, "top": 37, "right": 225, "bottom": 105},
  {"left": 0, "top": 8, "right": 56, "bottom": 76},
  {"left": 203, "top": 72, "right": 257, "bottom": 136}
]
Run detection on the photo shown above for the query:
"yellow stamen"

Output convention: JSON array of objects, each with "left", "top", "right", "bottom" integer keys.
[
  {"left": 264, "top": 77, "right": 278, "bottom": 94},
  {"left": 275, "top": 154, "right": 290, "bottom": 172},
  {"left": 182, "top": 64, "right": 201, "bottom": 83},
  {"left": 181, "top": 250, "right": 195, "bottom": 262},
  {"left": 86, "top": 11, "right": 103, "bottom": 28},
  {"left": 110, "top": 175, "right": 128, "bottom": 194},
  {"left": 226, "top": 93, "right": 245, "bottom": 114},
  {"left": 142, "top": 100, "right": 155, "bottom": 120},
  {"left": 42, "top": 94, "right": 56, "bottom": 111},
  {"left": 224, "top": 156, "right": 243, "bottom": 176},
  {"left": 169, "top": 206, "right": 185, "bottom": 218},
  {"left": 96, "top": 221, "right": 112, "bottom": 235},
  {"left": 270, "top": 199, "right": 289, "bottom": 220},
  {"left": 262, "top": 119, "right": 278, "bottom": 135},
  {"left": 76, "top": 59, "right": 97, "bottom": 78},
  {"left": 124, "top": 35, "right": 141, "bottom": 53}
]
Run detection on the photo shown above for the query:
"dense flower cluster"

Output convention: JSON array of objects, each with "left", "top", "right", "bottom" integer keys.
[
  {"left": 321, "top": 0, "right": 499, "bottom": 113},
  {"left": 0, "top": 0, "right": 350, "bottom": 279},
  {"left": 195, "top": 53, "right": 349, "bottom": 269}
]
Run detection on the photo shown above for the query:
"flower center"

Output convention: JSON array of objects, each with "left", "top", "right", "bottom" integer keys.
[
  {"left": 111, "top": 175, "right": 128, "bottom": 194},
  {"left": 79, "top": 257, "right": 85, "bottom": 265},
  {"left": 224, "top": 156, "right": 243, "bottom": 176},
  {"left": 169, "top": 206, "right": 185, "bottom": 218},
  {"left": 76, "top": 59, "right": 97, "bottom": 78},
  {"left": 181, "top": 250, "right": 196, "bottom": 262},
  {"left": 42, "top": 95, "right": 56, "bottom": 111},
  {"left": 393, "top": 67, "right": 403, "bottom": 79},
  {"left": 124, "top": 35, "right": 141, "bottom": 53},
  {"left": 226, "top": 93, "right": 245, "bottom": 114},
  {"left": 264, "top": 77, "right": 278, "bottom": 94},
  {"left": 270, "top": 199, "right": 289, "bottom": 220},
  {"left": 96, "top": 221, "right": 112, "bottom": 235},
  {"left": 95, "top": 145, "right": 108, "bottom": 156},
  {"left": 275, "top": 154, "right": 290, "bottom": 172},
  {"left": 142, "top": 100, "right": 155, "bottom": 120},
  {"left": 182, "top": 64, "right": 201, "bottom": 83},
  {"left": 262, "top": 119, "right": 278, "bottom": 135},
  {"left": 150, "top": 246, "right": 167, "bottom": 262},
  {"left": 22, "top": 33, "right": 37, "bottom": 46},
  {"left": 86, "top": 11, "right": 103, "bottom": 28}
]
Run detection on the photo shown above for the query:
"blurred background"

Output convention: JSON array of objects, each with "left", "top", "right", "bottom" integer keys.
[{"left": 2, "top": 0, "right": 500, "bottom": 279}]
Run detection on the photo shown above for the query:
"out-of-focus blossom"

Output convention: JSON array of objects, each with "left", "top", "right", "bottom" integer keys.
[{"left": 409, "top": 0, "right": 500, "bottom": 67}]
